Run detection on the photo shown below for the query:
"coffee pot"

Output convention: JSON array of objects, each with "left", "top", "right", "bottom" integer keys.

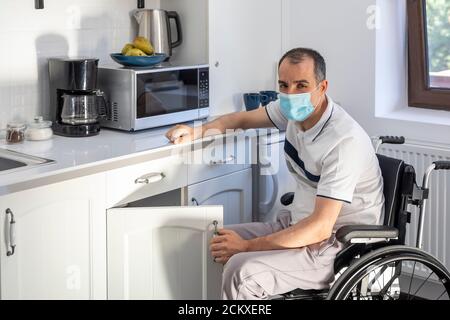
[
  {"left": 133, "top": 9, "right": 183, "bottom": 59},
  {"left": 60, "top": 91, "right": 107, "bottom": 125},
  {"left": 49, "top": 57, "right": 106, "bottom": 137}
]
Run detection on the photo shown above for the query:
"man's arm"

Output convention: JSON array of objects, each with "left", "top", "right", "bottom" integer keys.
[
  {"left": 165, "top": 107, "right": 274, "bottom": 144},
  {"left": 210, "top": 197, "right": 343, "bottom": 263},
  {"left": 247, "top": 197, "right": 342, "bottom": 251}
]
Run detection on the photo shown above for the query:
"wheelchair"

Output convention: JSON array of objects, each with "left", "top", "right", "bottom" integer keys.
[{"left": 273, "top": 136, "right": 450, "bottom": 300}]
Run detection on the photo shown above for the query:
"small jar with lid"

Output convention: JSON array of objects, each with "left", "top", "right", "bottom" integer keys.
[
  {"left": 6, "top": 122, "right": 26, "bottom": 144},
  {"left": 25, "top": 117, "right": 53, "bottom": 141}
]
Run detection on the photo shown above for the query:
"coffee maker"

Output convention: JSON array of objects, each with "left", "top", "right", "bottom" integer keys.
[{"left": 48, "top": 57, "right": 106, "bottom": 137}]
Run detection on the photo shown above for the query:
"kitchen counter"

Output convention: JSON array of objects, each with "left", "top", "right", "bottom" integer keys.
[
  {"left": 0, "top": 125, "right": 186, "bottom": 196},
  {"left": 0, "top": 123, "right": 269, "bottom": 196}
]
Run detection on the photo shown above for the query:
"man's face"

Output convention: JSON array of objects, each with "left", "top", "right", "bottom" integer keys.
[{"left": 278, "top": 57, "right": 327, "bottom": 108}]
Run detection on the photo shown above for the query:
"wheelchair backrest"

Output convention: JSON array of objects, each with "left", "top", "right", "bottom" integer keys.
[
  {"left": 377, "top": 154, "right": 415, "bottom": 244},
  {"left": 377, "top": 154, "right": 405, "bottom": 227}
]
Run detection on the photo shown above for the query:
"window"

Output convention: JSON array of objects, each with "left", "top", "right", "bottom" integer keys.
[{"left": 408, "top": 0, "right": 450, "bottom": 111}]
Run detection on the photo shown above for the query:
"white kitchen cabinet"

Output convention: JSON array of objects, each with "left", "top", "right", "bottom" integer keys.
[
  {"left": 188, "top": 168, "right": 252, "bottom": 225},
  {"left": 208, "top": 0, "right": 283, "bottom": 115},
  {"left": 107, "top": 206, "right": 223, "bottom": 300},
  {"left": 0, "top": 174, "right": 107, "bottom": 300}
]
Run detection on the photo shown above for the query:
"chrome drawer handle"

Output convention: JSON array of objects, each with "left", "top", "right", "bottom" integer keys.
[
  {"left": 134, "top": 172, "right": 165, "bottom": 184},
  {"left": 5, "top": 208, "right": 16, "bottom": 257},
  {"left": 212, "top": 220, "right": 219, "bottom": 263},
  {"left": 209, "top": 155, "right": 235, "bottom": 166},
  {"left": 212, "top": 220, "right": 219, "bottom": 236}
]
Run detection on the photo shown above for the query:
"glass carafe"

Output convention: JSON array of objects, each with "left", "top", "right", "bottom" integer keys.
[{"left": 61, "top": 91, "right": 107, "bottom": 125}]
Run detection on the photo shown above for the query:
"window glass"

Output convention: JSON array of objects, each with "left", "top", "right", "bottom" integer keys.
[{"left": 426, "top": 0, "right": 450, "bottom": 89}]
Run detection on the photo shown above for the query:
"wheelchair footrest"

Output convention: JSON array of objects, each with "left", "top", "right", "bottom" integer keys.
[{"left": 276, "top": 288, "right": 329, "bottom": 300}]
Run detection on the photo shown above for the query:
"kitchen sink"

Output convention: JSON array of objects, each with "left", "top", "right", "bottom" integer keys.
[{"left": 0, "top": 148, "right": 55, "bottom": 174}]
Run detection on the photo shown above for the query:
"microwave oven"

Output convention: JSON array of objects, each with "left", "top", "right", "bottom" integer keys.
[{"left": 97, "top": 64, "right": 209, "bottom": 131}]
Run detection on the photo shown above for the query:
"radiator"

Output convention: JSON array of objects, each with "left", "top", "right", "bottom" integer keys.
[{"left": 379, "top": 142, "right": 450, "bottom": 276}]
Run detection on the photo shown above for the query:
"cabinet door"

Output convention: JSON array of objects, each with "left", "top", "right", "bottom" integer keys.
[
  {"left": 188, "top": 168, "right": 252, "bottom": 225},
  {"left": 209, "top": 0, "right": 282, "bottom": 115},
  {"left": 107, "top": 206, "right": 223, "bottom": 300},
  {"left": 0, "top": 174, "right": 107, "bottom": 300}
]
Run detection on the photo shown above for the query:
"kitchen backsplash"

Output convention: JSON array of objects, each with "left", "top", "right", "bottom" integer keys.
[{"left": 0, "top": 0, "right": 159, "bottom": 130}]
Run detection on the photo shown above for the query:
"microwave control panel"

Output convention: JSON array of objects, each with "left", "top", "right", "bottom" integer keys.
[{"left": 199, "top": 68, "right": 209, "bottom": 108}]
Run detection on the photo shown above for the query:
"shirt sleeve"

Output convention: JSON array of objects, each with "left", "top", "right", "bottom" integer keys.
[
  {"left": 265, "top": 101, "right": 288, "bottom": 131},
  {"left": 316, "top": 137, "right": 364, "bottom": 204}
]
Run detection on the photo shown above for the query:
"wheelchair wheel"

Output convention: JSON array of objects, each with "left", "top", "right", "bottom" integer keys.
[{"left": 327, "top": 245, "right": 450, "bottom": 300}]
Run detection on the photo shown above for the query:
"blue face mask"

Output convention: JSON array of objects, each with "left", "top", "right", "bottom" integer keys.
[{"left": 279, "top": 87, "right": 320, "bottom": 121}]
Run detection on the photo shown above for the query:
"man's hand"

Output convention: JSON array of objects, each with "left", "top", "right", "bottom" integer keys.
[
  {"left": 165, "top": 107, "right": 274, "bottom": 145},
  {"left": 210, "top": 229, "right": 249, "bottom": 264},
  {"left": 165, "top": 124, "right": 199, "bottom": 144}
]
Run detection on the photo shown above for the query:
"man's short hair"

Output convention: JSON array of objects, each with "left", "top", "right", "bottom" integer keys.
[{"left": 278, "top": 48, "right": 326, "bottom": 83}]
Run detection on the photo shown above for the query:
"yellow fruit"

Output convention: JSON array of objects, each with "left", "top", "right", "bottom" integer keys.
[
  {"left": 124, "top": 48, "right": 147, "bottom": 56},
  {"left": 133, "top": 36, "right": 154, "bottom": 55},
  {"left": 121, "top": 43, "right": 135, "bottom": 55}
]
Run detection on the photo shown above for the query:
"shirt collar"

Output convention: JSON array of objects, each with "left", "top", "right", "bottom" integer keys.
[{"left": 295, "top": 94, "right": 334, "bottom": 142}]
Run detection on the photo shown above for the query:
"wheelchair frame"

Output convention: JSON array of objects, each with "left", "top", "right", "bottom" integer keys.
[{"left": 275, "top": 136, "right": 450, "bottom": 300}]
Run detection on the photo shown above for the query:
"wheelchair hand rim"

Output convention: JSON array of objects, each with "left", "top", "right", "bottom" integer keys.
[{"left": 329, "top": 252, "right": 450, "bottom": 300}]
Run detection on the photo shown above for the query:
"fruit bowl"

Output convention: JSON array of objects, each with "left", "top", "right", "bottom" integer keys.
[{"left": 110, "top": 53, "right": 168, "bottom": 67}]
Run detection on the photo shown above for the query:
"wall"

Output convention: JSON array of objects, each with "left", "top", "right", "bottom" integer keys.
[
  {"left": 0, "top": 0, "right": 159, "bottom": 130},
  {"left": 283, "top": 0, "right": 376, "bottom": 131},
  {"left": 284, "top": 0, "right": 450, "bottom": 146},
  {"left": 160, "top": 0, "right": 208, "bottom": 65}
]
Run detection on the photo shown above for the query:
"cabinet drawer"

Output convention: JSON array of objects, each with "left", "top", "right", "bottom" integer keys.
[
  {"left": 188, "top": 135, "right": 252, "bottom": 184},
  {"left": 106, "top": 155, "right": 187, "bottom": 208}
]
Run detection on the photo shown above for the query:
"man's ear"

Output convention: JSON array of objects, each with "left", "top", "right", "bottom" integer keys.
[{"left": 320, "top": 80, "right": 329, "bottom": 93}]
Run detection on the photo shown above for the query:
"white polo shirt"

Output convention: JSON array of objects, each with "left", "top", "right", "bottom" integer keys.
[{"left": 265, "top": 96, "right": 384, "bottom": 231}]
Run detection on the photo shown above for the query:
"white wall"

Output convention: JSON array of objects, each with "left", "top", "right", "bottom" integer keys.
[
  {"left": 160, "top": 0, "right": 208, "bottom": 65},
  {"left": 284, "top": 0, "right": 450, "bottom": 146},
  {"left": 0, "top": 0, "right": 159, "bottom": 129}
]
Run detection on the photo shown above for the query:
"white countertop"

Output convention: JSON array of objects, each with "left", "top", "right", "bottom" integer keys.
[
  {"left": 0, "top": 121, "right": 281, "bottom": 196},
  {"left": 0, "top": 126, "right": 182, "bottom": 195}
]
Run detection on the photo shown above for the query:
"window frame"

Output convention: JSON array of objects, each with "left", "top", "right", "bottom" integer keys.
[{"left": 408, "top": 0, "right": 450, "bottom": 111}]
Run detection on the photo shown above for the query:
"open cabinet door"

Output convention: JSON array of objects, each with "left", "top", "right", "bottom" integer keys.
[{"left": 107, "top": 206, "right": 223, "bottom": 300}]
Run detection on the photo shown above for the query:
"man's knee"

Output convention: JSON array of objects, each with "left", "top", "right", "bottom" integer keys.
[
  {"left": 223, "top": 253, "right": 262, "bottom": 283},
  {"left": 223, "top": 252, "right": 247, "bottom": 279},
  {"left": 222, "top": 253, "right": 268, "bottom": 300}
]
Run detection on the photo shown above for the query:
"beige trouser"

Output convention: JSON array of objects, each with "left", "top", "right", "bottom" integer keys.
[{"left": 222, "top": 210, "right": 345, "bottom": 300}]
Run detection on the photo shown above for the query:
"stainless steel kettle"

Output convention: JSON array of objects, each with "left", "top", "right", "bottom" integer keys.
[{"left": 133, "top": 9, "right": 183, "bottom": 59}]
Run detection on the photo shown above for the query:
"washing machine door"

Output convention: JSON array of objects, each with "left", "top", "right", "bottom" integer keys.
[{"left": 257, "top": 133, "right": 297, "bottom": 222}]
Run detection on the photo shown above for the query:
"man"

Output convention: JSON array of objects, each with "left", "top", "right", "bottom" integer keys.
[{"left": 165, "top": 48, "right": 384, "bottom": 300}]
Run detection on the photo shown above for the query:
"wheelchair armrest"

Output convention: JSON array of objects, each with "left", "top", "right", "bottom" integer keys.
[
  {"left": 280, "top": 192, "right": 295, "bottom": 206},
  {"left": 336, "top": 225, "right": 399, "bottom": 244}
]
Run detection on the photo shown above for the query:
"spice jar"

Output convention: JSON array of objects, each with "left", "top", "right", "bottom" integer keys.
[
  {"left": 25, "top": 116, "right": 53, "bottom": 141},
  {"left": 6, "top": 122, "right": 26, "bottom": 144}
]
